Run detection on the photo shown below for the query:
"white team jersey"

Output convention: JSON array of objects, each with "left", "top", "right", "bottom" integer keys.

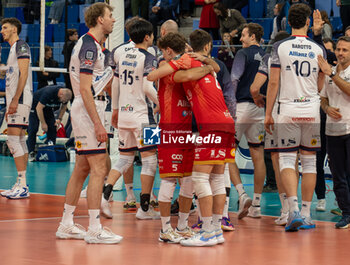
[
  {"left": 70, "top": 33, "right": 113, "bottom": 98},
  {"left": 270, "top": 36, "right": 326, "bottom": 116},
  {"left": 115, "top": 47, "right": 158, "bottom": 129},
  {"left": 320, "top": 65, "right": 350, "bottom": 136},
  {"left": 5, "top": 39, "right": 33, "bottom": 108}
]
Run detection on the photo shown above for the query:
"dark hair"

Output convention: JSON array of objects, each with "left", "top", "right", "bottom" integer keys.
[
  {"left": 273, "top": 31, "right": 290, "bottom": 43},
  {"left": 244, "top": 23, "right": 264, "bottom": 43},
  {"left": 84, "top": 2, "right": 113, "bottom": 28},
  {"left": 345, "top": 26, "right": 350, "bottom": 32},
  {"left": 157, "top": 32, "right": 187, "bottom": 54},
  {"left": 125, "top": 16, "right": 142, "bottom": 34},
  {"left": 67, "top": 28, "right": 77, "bottom": 37},
  {"left": 189, "top": 29, "right": 212, "bottom": 52},
  {"left": 276, "top": 3, "right": 284, "bottom": 13},
  {"left": 337, "top": 36, "right": 350, "bottom": 44},
  {"left": 213, "top": 3, "right": 228, "bottom": 18},
  {"left": 1, "top": 17, "right": 22, "bottom": 34},
  {"left": 128, "top": 19, "right": 153, "bottom": 44},
  {"left": 44, "top": 46, "right": 52, "bottom": 53},
  {"left": 288, "top": 3, "right": 311, "bottom": 29},
  {"left": 323, "top": 38, "right": 336, "bottom": 51}
]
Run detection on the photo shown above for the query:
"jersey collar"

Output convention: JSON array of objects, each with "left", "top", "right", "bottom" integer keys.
[{"left": 87, "top": 32, "right": 100, "bottom": 44}]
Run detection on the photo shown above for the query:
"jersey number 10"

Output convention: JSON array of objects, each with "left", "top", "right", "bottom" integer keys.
[{"left": 292, "top": 60, "right": 311, "bottom": 77}]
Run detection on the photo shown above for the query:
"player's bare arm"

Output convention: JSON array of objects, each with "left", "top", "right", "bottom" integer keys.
[
  {"left": 264, "top": 67, "right": 280, "bottom": 135},
  {"left": 188, "top": 52, "right": 220, "bottom": 73},
  {"left": 320, "top": 96, "right": 342, "bottom": 120},
  {"left": 173, "top": 65, "right": 214, "bottom": 83},
  {"left": 111, "top": 76, "right": 120, "bottom": 128},
  {"left": 250, "top": 72, "right": 267, "bottom": 108},
  {"left": 147, "top": 63, "right": 175, "bottom": 81},
  {"left": 36, "top": 102, "right": 48, "bottom": 132}
]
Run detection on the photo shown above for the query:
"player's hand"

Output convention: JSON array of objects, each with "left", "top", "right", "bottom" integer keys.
[
  {"left": 95, "top": 123, "right": 108, "bottom": 143},
  {"left": 111, "top": 110, "right": 119, "bottom": 129},
  {"left": 8, "top": 99, "right": 18, "bottom": 114},
  {"left": 336, "top": 0, "right": 341, "bottom": 7},
  {"left": 55, "top": 119, "right": 61, "bottom": 128},
  {"left": 185, "top": 43, "right": 193, "bottom": 53},
  {"left": 41, "top": 122, "right": 48, "bottom": 132},
  {"left": 312, "top": 10, "right": 324, "bottom": 35},
  {"left": 5, "top": 111, "right": 8, "bottom": 122},
  {"left": 230, "top": 29, "right": 238, "bottom": 37},
  {"left": 318, "top": 55, "right": 332, "bottom": 76},
  {"left": 326, "top": 106, "right": 342, "bottom": 120},
  {"left": 253, "top": 94, "right": 265, "bottom": 108},
  {"left": 188, "top": 52, "right": 207, "bottom": 63},
  {"left": 43, "top": 71, "right": 49, "bottom": 76},
  {"left": 153, "top": 104, "right": 160, "bottom": 114},
  {"left": 264, "top": 115, "right": 274, "bottom": 135}
]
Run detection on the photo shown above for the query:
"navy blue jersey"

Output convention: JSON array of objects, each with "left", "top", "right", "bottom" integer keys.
[{"left": 32, "top": 85, "right": 62, "bottom": 110}]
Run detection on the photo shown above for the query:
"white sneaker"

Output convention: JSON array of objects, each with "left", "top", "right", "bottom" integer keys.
[
  {"left": 80, "top": 186, "right": 87, "bottom": 198},
  {"left": 237, "top": 193, "right": 252, "bottom": 219},
  {"left": 175, "top": 226, "right": 195, "bottom": 238},
  {"left": 0, "top": 183, "right": 18, "bottom": 197},
  {"left": 247, "top": 205, "right": 262, "bottom": 218},
  {"left": 100, "top": 196, "right": 113, "bottom": 219},
  {"left": 180, "top": 230, "right": 217, "bottom": 247},
  {"left": 56, "top": 223, "right": 86, "bottom": 239},
  {"left": 136, "top": 206, "right": 160, "bottom": 220},
  {"left": 159, "top": 227, "right": 183, "bottom": 243},
  {"left": 214, "top": 228, "right": 225, "bottom": 244},
  {"left": 6, "top": 185, "right": 30, "bottom": 199},
  {"left": 84, "top": 227, "right": 123, "bottom": 244},
  {"left": 316, "top": 199, "right": 326, "bottom": 212},
  {"left": 275, "top": 212, "right": 288, "bottom": 226},
  {"left": 28, "top": 151, "right": 36, "bottom": 162}
]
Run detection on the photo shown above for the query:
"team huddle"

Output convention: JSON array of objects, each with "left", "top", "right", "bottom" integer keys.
[{"left": 2, "top": 1, "right": 350, "bottom": 246}]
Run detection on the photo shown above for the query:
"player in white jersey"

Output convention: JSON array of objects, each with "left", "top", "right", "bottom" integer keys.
[
  {"left": 0, "top": 18, "right": 32, "bottom": 199},
  {"left": 101, "top": 19, "right": 160, "bottom": 220},
  {"left": 265, "top": 4, "right": 326, "bottom": 232},
  {"left": 55, "top": 3, "right": 122, "bottom": 244}
]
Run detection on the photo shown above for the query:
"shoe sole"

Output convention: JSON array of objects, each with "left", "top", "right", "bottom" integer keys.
[
  {"left": 330, "top": 210, "right": 342, "bottom": 216},
  {"left": 56, "top": 232, "right": 85, "bottom": 240},
  {"left": 6, "top": 195, "right": 30, "bottom": 199},
  {"left": 238, "top": 198, "right": 252, "bottom": 219},
  {"left": 216, "top": 237, "right": 225, "bottom": 244},
  {"left": 84, "top": 237, "right": 122, "bottom": 244},
  {"left": 299, "top": 224, "right": 316, "bottom": 230},
  {"left": 285, "top": 219, "right": 303, "bottom": 232},
  {"left": 316, "top": 208, "right": 326, "bottom": 212},
  {"left": 335, "top": 224, "right": 349, "bottom": 229},
  {"left": 100, "top": 211, "right": 113, "bottom": 219},
  {"left": 181, "top": 240, "right": 218, "bottom": 247},
  {"left": 136, "top": 216, "right": 160, "bottom": 220},
  {"left": 222, "top": 226, "right": 235, "bottom": 231},
  {"left": 158, "top": 238, "right": 181, "bottom": 244}
]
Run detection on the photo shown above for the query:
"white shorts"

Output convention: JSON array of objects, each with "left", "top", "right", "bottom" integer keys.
[
  {"left": 264, "top": 105, "right": 278, "bottom": 152},
  {"left": 118, "top": 128, "right": 156, "bottom": 153},
  {"left": 7, "top": 104, "right": 30, "bottom": 129},
  {"left": 235, "top": 102, "right": 264, "bottom": 147},
  {"left": 104, "top": 110, "right": 114, "bottom": 137},
  {"left": 275, "top": 114, "right": 320, "bottom": 152},
  {"left": 71, "top": 97, "right": 106, "bottom": 155}
]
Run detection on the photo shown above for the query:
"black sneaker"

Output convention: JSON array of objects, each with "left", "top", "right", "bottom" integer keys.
[
  {"left": 262, "top": 184, "right": 278, "bottom": 193},
  {"left": 170, "top": 200, "right": 179, "bottom": 215},
  {"left": 335, "top": 215, "right": 350, "bottom": 229}
]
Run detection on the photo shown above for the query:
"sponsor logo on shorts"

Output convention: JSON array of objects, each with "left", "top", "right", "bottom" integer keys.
[
  {"left": 311, "top": 139, "right": 317, "bottom": 146},
  {"left": 76, "top": 141, "right": 82, "bottom": 149},
  {"left": 121, "top": 104, "right": 134, "bottom": 112},
  {"left": 230, "top": 148, "right": 235, "bottom": 157},
  {"left": 291, "top": 117, "right": 315, "bottom": 122},
  {"left": 171, "top": 154, "right": 183, "bottom": 160},
  {"left": 258, "top": 134, "right": 264, "bottom": 142},
  {"left": 293, "top": 97, "right": 310, "bottom": 103}
]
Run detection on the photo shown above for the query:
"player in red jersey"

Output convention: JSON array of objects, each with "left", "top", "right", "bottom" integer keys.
[{"left": 148, "top": 29, "right": 235, "bottom": 247}]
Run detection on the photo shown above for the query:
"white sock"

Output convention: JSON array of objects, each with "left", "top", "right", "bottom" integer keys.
[
  {"left": 17, "top": 171, "right": 26, "bottom": 187},
  {"left": 288, "top": 196, "right": 299, "bottom": 213},
  {"left": 212, "top": 214, "right": 222, "bottom": 230},
  {"left": 252, "top": 193, "right": 261, "bottom": 207},
  {"left": 61, "top": 204, "right": 75, "bottom": 226},
  {"left": 279, "top": 193, "right": 289, "bottom": 213},
  {"left": 235, "top": 183, "right": 245, "bottom": 197},
  {"left": 223, "top": 196, "right": 229, "bottom": 218},
  {"left": 88, "top": 209, "right": 102, "bottom": 231},
  {"left": 195, "top": 197, "right": 202, "bottom": 219},
  {"left": 161, "top": 216, "right": 171, "bottom": 232},
  {"left": 125, "top": 183, "right": 135, "bottom": 201},
  {"left": 300, "top": 201, "right": 311, "bottom": 217},
  {"left": 177, "top": 212, "right": 189, "bottom": 230},
  {"left": 202, "top": 216, "right": 212, "bottom": 232}
]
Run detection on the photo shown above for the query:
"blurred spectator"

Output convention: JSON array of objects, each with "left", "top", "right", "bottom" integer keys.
[
  {"left": 24, "top": 0, "right": 41, "bottom": 24},
  {"left": 320, "top": 10, "right": 333, "bottom": 40},
  {"left": 180, "top": 0, "right": 194, "bottom": 18},
  {"left": 228, "top": 0, "right": 248, "bottom": 11},
  {"left": 213, "top": 2, "right": 246, "bottom": 43},
  {"left": 149, "top": 0, "right": 180, "bottom": 41},
  {"left": 337, "top": 0, "right": 350, "bottom": 34},
  {"left": 36, "top": 46, "right": 60, "bottom": 90},
  {"left": 48, "top": 0, "right": 65, "bottom": 24},
  {"left": 131, "top": 0, "right": 149, "bottom": 20},
  {"left": 345, "top": 26, "right": 350, "bottom": 37},
  {"left": 217, "top": 32, "right": 235, "bottom": 72},
  {"left": 195, "top": 0, "right": 220, "bottom": 40},
  {"left": 270, "top": 3, "right": 286, "bottom": 41},
  {"left": 266, "top": 0, "right": 277, "bottom": 18},
  {"left": 62, "top": 29, "right": 78, "bottom": 91},
  {"left": 323, "top": 38, "right": 336, "bottom": 53}
]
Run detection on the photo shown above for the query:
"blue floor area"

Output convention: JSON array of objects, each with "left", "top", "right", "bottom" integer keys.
[{"left": 0, "top": 155, "right": 341, "bottom": 223}]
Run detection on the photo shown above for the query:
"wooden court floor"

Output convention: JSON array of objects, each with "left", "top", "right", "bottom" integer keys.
[{"left": 0, "top": 193, "right": 348, "bottom": 265}]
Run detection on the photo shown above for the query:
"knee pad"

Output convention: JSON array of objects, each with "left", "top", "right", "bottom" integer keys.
[
  {"left": 141, "top": 154, "right": 157, "bottom": 176},
  {"left": 112, "top": 154, "right": 134, "bottom": 174},
  {"left": 158, "top": 178, "right": 177, "bottom": 203},
  {"left": 300, "top": 154, "right": 316, "bottom": 174},
  {"left": 192, "top": 172, "right": 212, "bottom": 199},
  {"left": 179, "top": 176, "right": 193, "bottom": 199},
  {"left": 7, "top": 135, "right": 24, "bottom": 158},
  {"left": 20, "top": 135, "right": 28, "bottom": 154},
  {"left": 279, "top": 152, "right": 297, "bottom": 172},
  {"left": 209, "top": 173, "right": 226, "bottom": 196},
  {"left": 224, "top": 163, "right": 231, "bottom": 188}
]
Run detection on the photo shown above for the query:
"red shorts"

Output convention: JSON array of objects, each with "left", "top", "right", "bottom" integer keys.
[{"left": 158, "top": 147, "right": 194, "bottom": 178}]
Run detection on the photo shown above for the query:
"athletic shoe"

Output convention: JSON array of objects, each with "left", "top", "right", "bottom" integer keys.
[
  {"left": 28, "top": 151, "right": 36, "bottom": 162},
  {"left": 80, "top": 186, "right": 87, "bottom": 198},
  {"left": 84, "top": 227, "right": 123, "bottom": 244},
  {"left": 159, "top": 227, "right": 183, "bottom": 243},
  {"left": 299, "top": 215, "right": 316, "bottom": 230},
  {"left": 214, "top": 229, "right": 225, "bottom": 244},
  {"left": 170, "top": 200, "right": 179, "bottom": 215},
  {"left": 262, "top": 184, "right": 278, "bottom": 193},
  {"left": 0, "top": 183, "right": 18, "bottom": 197},
  {"left": 331, "top": 207, "right": 342, "bottom": 216},
  {"left": 189, "top": 202, "right": 196, "bottom": 215},
  {"left": 237, "top": 193, "right": 252, "bottom": 219},
  {"left": 150, "top": 198, "right": 159, "bottom": 209},
  {"left": 221, "top": 217, "right": 235, "bottom": 231},
  {"left": 247, "top": 205, "right": 262, "bottom": 218},
  {"left": 123, "top": 200, "right": 137, "bottom": 211},
  {"left": 285, "top": 211, "right": 303, "bottom": 232},
  {"left": 136, "top": 206, "right": 160, "bottom": 220},
  {"left": 191, "top": 218, "right": 203, "bottom": 232},
  {"left": 6, "top": 185, "right": 30, "bottom": 199},
  {"left": 100, "top": 196, "right": 113, "bottom": 219},
  {"left": 175, "top": 226, "right": 195, "bottom": 238},
  {"left": 335, "top": 215, "right": 350, "bottom": 229},
  {"left": 275, "top": 212, "right": 288, "bottom": 226},
  {"left": 316, "top": 199, "right": 326, "bottom": 212},
  {"left": 56, "top": 223, "right": 86, "bottom": 239},
  {"left": 180, "top": 230, "right": 217, "bottom": 247}
]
